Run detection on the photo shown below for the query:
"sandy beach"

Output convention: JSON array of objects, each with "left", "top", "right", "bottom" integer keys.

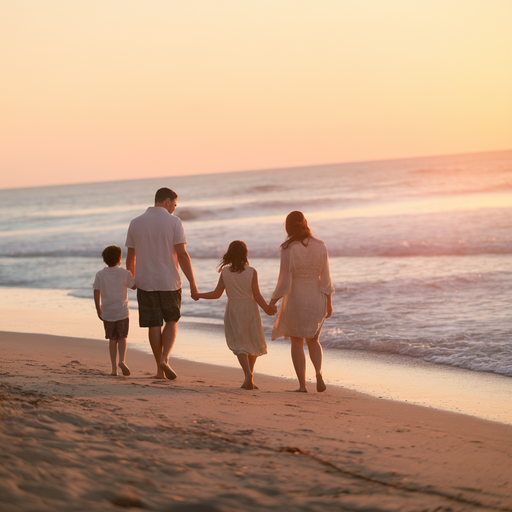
[{"left": 1, "top": 330, "right": 511, "bottom": 512}]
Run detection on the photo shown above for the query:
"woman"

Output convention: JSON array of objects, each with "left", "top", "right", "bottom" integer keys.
[{"left": 270, "top": 211, "right": 334, "bottom": 392}]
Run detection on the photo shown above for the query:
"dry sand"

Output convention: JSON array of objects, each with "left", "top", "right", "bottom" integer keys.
[{"left": 1, "top": 331, "right": 511, "bottom": 512}]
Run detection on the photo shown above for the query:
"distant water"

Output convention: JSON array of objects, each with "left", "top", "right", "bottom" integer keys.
[{"left": 1, "top": 150, "right": 511, "bottom": 376}]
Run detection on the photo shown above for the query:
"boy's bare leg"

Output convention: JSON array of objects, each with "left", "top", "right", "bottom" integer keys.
[
  {"left": 159, "top": 321, "right": 178, "bottom": 380},
  {"left": 117, "top": 337, "right": 130, "bottom": 376},
  {"left": 290, "top": 337, "right": 307, "bottom": 392},
  {"left": 237, "top": 354, "right": 254, "bottom": 390},
  {"left": 109, "top": 338, "right": 118, "bottom": 376},
  {"left": 305, "top": 337, "right": 326, "bottom": 392},
  {"left": 148, "top": 327, "right": 165, "bottom": 378}
]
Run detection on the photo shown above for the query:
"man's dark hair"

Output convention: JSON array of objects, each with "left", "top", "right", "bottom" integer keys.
[
  {"left": 155, "top": 187, "right": 178, "bottom": 204},
  {"left": 102, "top": 245, "right": 122, "bottom": 267}
]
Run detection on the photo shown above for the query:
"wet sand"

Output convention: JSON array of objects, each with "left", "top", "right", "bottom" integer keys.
[
  {"left": 1, "top": 330, "right": 511, "bottom": 512},
  {"left": 2, "top": 286, "right": 512, "bottom": 424}
]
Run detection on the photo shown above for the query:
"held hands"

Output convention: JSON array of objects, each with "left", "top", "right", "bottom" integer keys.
[{"left": 265, "top": 303, "right": 277, "bottom": 316}]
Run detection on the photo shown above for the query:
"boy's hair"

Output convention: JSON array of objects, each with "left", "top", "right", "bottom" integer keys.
[
  {"left": 102, "top": 246, "right": 122, "bottom": 267},
  {"left": 217, "top": 240, "right": 248, "bottom": 274},
  {"left": 155, "top": 187, "right": 178, "bottom": 204}
]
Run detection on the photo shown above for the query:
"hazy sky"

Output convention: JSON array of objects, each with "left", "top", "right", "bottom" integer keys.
[{"left": 1, "top": 0, "right": 511, "bottom": 189}]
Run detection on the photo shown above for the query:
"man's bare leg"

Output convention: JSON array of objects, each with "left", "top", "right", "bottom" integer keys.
[
  {"left": 305, "top": 337, "right": 326, "bottom": 392},
  {"left": 290, "top": 337, "right": 307, "bottom": 392},
  {"left": 159, "top": 321, "right": 178, "bottom": 380},
  {"left": 148, "top": 326, "right": 165, "bottom": 378}
]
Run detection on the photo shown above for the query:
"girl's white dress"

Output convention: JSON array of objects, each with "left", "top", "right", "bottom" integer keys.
[
  {"left": 271, "top": 238, "right": 334, "bottom": 340},
  {"left": 222, "top": 265, "right": 268, "bottom": 356}
]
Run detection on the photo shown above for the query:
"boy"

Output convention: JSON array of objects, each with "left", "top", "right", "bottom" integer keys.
[{"left": 93, "top": 245, "right": 136, "bottom": 376}]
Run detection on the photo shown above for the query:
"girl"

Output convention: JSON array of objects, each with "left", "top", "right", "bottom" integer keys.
[
  {"left": 196, "top": 240, "right": 276, "bottom": 390},
  {"left": 270, "top": 211, "right": 334, "bottom": 393}
]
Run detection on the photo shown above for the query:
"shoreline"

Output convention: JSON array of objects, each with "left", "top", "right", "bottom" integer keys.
[
  {"left": 1, "top": 330, "right": 512, "bottom": 511},
  {"left": 1, "top": 286, "right": 512, "bottom": 425}
]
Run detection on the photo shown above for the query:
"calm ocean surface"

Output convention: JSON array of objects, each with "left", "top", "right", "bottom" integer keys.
[{"left": 1, "top": 150, "right": 511, "bottom": 377}]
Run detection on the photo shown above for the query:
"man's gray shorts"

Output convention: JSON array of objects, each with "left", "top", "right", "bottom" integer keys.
[{"left": 137, "top": 289, "right": 182, "bottom": 327}]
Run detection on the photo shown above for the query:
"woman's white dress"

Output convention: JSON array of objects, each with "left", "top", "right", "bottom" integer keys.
[
  {"left": 271, "top": 238, "right": 334, "bottom": 340},
  {"left": 222, "top": 266, "right": 268, "bottom": 356}
]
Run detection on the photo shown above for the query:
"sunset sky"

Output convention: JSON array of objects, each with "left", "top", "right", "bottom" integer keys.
[{"left": 1, "top": 0, "right": 511, "bottom": 190}]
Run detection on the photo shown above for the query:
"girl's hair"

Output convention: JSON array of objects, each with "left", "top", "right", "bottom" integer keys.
[
  {"left": 217, "top": 240, "right": 249, "bottom": 273},
  {"left": 281, "top": 211, "right": 313, "bottom": 249}
]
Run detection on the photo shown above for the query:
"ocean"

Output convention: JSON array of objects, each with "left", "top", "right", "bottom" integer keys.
[{"left": 1, "top": 149, "right": 512, "bottom": 380}]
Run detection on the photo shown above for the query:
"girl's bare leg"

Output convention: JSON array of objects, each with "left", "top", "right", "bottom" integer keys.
[
  {"left": 109, "top": 338, "right": 118, "bottom": 376},
  {"left": 290, "top": 337, "right": 307, "bottom": 392},
  {"left": 117, "top": 337, "right": 130, "bottom": 376},
  {"left": 237, "top": 354, "right": 254, "bottom": 390},
  {"left": 305, "top": 337, "right": 326, "bottom": 392},
  {"left": 247, "top": 355, "right": 259, "bottom": 389}
]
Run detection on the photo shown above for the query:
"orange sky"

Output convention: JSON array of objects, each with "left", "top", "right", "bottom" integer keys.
[{"left": 1, "top": 0, "right": 511, "bottom": 189}]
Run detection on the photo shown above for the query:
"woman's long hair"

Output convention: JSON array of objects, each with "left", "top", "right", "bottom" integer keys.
[
  {"left": 281, "top": 211, "right": 313, "bottom": 249},
  {"left": 217, "top": 240, "right": 249, "bottom": 273}
]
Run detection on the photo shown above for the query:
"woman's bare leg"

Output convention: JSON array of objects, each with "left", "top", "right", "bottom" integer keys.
[
  {"left": 305, "top": 337, "right": 326, "bottom": 392},
  {"left": 248, "top": 354, "right": 257, "bottom": 372},
  {"left": 290, "top": 337, "right": 307, "bottom": 392},
  {"left": 237, "top": 354, "right": 254, "bottom": 390}
]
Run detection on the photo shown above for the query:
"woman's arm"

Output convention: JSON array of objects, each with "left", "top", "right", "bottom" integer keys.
[
  {"left": 270, "top": 247, "right": 292, "bottom": 305},
  {"left": 196, "top": 274, "right": 225, "bottom": 300},
  {"left": 325, "top": 293, "right": 333, "bottom": 318},
  {"left": 252, "top": 270, "right": 276, "bottom": 315}
]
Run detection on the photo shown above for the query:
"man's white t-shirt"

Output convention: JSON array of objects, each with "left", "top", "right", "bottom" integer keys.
[
  {"left": 93, "top": 266, "right": 135, "bottom": 322},
  {"left": 125, "top": 207, "right": 187, "bottom": 291}
]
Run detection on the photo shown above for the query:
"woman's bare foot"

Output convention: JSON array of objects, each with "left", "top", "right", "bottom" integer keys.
[
  {"left": 153, "top": 374, "right": 166, "bottom": 379},
  {"left": 110, "top": 371, "right": 118, "bottom": 376},
  {"left": 316, "top": 374, "right": 326, "bottom": 393},
  {"left": 294, "top": 387, "right": 308, "bottom": 393},
  {"left": 118, "top": 362, "right": 131, "bottom": 376},
  {"left": 241, "top": 383, "right": 259, "bottom": 390},
  {"left": 159, "top": 362, "right": 177, "bottom": 380}
]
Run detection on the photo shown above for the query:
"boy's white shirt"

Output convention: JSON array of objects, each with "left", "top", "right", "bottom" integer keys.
[{"left": 93, "top": 266, "right": 135, "bottom": 322}]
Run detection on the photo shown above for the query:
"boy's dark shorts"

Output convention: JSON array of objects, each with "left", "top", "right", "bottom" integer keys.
[
  {"left": 103, "top": 318, "right": 129, "bottom": 340},
  {"left": 137, "top": 289, "right": 182, "bottom": 327}
]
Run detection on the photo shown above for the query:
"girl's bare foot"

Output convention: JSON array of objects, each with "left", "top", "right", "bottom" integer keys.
[
  {"left": 118, "top": 362, "right": 131, "bottom": 376},
  {"left": 316, "top": 374, "right": 326, "bottom": 393}
]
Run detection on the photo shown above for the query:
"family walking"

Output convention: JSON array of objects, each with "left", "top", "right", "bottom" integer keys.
[{"left": 93, "top": 188, "right": 334, "bottom": 392}]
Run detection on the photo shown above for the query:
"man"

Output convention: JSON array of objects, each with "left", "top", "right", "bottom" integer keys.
[{"left": 126, "top": 187, "right": 199, "bottom": 380}]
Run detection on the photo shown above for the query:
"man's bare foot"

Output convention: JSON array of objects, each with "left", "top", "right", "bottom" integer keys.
[
  {"left": 316, "top": 374, "right": 326, "bottom": 393},
  {"left": 118, "top": 362, "right": 131, "bottom": 376},
  {"left": 110, "top": 371, "right": 118, "bottom": 376},
  {"left": 159, "top": 362, "right": 177, "bottom": 380},
  {"left": 153, "top": 374, "right": 166, "bottom": 379},
  {"left": 294, "top": 387, "right": 308, "bottom": 393}
]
